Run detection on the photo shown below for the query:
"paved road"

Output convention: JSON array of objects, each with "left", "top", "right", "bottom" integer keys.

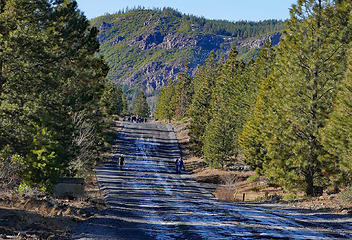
[{"left": 73, "top": 121, "right": 352, "bottom": 239}]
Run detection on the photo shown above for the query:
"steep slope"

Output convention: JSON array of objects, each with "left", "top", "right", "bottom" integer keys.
[{"left": 90, "top": 8, "right": 284, "bottom": 107}]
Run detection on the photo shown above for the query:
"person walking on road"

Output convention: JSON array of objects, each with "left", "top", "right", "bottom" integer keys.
[
  {"left": 119, "top": 155, "right": 125, "bottom": 170},
  {"left": 178, "top": 158, "right": 184, "bottom": 174},
  {"left": 175, "top": 158, "right": 180, "bottom": 173},
  {"left": 175, "top": 158, "right": 184, "bottom": 174}
]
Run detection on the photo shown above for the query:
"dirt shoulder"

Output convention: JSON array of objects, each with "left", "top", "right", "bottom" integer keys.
[
  {"left": 172, "top": 120, "right": 352, "bottom": 214},
  {"left": 0, "top": 176, "right": 107, "bottom": 240}
]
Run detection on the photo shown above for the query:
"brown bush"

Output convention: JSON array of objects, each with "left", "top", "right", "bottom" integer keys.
[
  {"left": 0, "top": 148, "right": 22, "bottom": 190},
  {"left": 214, "top": 174, "right": 236, "bottom": 201}
]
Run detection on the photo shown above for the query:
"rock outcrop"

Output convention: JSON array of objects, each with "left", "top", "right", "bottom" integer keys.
[
  {"left": 238, "top": 32, "right": 282, "bottom": 49},
  {"left": 90, "top": 9, "right": 285, "bottom": 107}
]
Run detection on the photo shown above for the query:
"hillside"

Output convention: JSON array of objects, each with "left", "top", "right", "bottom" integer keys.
[{"left": 90, "top": 8, "right": 285, "bottom": 108}]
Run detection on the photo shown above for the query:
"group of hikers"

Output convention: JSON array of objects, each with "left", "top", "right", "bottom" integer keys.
[
  {"left": 117, "top": 155, "right": 185, "bottom": 174},
  {"left": 125, "top": 115, "right": 147, "bottom": 123}
]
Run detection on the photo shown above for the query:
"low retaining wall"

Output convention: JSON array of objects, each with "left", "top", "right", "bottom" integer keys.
[{"left": 54, "top": 177, "right": 85, "bottom": 199}]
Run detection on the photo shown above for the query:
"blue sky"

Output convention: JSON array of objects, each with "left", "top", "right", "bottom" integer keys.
[{"left": 75, "top": 0, "right": 297, "bottom": 21}]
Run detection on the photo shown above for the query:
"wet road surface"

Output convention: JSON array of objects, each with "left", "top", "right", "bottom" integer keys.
[{"left": 73, "top": 121, "right": 352, "bottom": 239}]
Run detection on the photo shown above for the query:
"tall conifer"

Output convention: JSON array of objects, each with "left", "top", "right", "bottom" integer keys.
[
  {"left": 243, "top": 0, "right": 351, "bottom": 195},
  {"left": 154, "top": 79, "right": 176, "bottom": 121},
  {"left": 203, "top": 47, "right": 247, "bottom": 168},
  {"left": 133, "top": 92, "right": 150, "bottom": 118},
  {"left": 321, "top": 43, "right": 352, "bottom": 185},
  {"left": 172, "top": 62, "right": 193, "bottom": 120},
  {"left": 188, "top": 52, "right": 222, "bottom": 156},
  {"left": 0, "top": 0, "right": 110, "bottom": 190},
  {"left": 239, "top": 41, "right": 276, "bottom": 173}
]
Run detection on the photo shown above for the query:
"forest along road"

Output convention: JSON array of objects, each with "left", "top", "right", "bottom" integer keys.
[{"left": 73, "top": 121, "right": 352, "bottom": 240}]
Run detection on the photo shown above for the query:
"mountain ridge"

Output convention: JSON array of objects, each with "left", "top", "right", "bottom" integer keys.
[{"left": 90, "top": 8, "right": 285, "bottom": 108}]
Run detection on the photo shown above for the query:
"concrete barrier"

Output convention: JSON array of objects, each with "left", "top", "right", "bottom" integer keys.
[{"left": 54, "top": 177, "right": 85, "bottom": 199}]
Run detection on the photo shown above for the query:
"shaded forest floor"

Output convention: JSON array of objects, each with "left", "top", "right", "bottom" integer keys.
[
  {"left": 171, "top": 120, "right": 352, "bottom": 215},
  {"left": 0, "top": 176, "right": 107, "bottom": 239}
]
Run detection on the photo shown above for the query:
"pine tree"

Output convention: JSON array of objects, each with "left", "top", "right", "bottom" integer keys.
[
  {"left": 202, "top": 47, "right": 245, "bottom": 168},
  {"left": 0, "top": 0, "right": 110, "bottom": 190},
  {"left": 154, "top": 79, "right": 176, "bottom": 121},
  {"left": 172, "top": 62, "right": 193, "bottom": 120},
  {"left": 39, "top": 0, "right": 110, "bottom": 178},
  {"left": 188, "top": 52, "right": 222, "bottom": 156},
  {"left": 100, "top": 82, "right": 126, "bottom": 116},
  {"left": 245, "top": 0, "right": 351, "bottom": 196},
  {"left": 0, "top": 0, "right": 6, "bottom": 89},
  {"left": 0, "top": 0, "right": 53, "bottom": 155},
  {"left": 321, "top": 43, "right": 352, "bottom": 185},
  {"left": 120, "top": 86, "right": 129, "bottom": 116},
  {"left": 154, "top": 85, "right": 168, "bottom": 120},
  {"left": 239, "top": 41, "right": 276, "bottom": 173},
  {"left": 133, "top": 91, "right": 150, "bottom": 118}
]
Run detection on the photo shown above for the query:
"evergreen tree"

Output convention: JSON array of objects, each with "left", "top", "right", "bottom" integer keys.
[
  {"left": 42, "top": 0, "right": 109, "bottom": 177},
  {"left": 154, "top": 79, "right": 176, "bottom": 121},
  {"left": 188, "top": 52, "right": 222, "bottom": 156},
  {"left": 172, "top": 62, "right": 193, "bottom": 120},
  {"left": 100, "top": 82, "right": 125, "bottom": 116},
  {"left": 133, "top": 92, "right": 150, "bottom": 118},
  {"left": 239, "top": 41, "right": 277, "bottom": 173},
  {"left": 0, "top": 0, "right": 7, "bottom": 89},
  {"left": 321, "top": 43, "right": 352, "bottom": 185},
  {"left": 0, "top": 0, "right": 110, "bottom": 191},
  {"left": 120, "top": 86, "right": 129, "bottom": 116},
  {"left": 202, "top": 47, "right": 245, "bottom": 168},
  {"left": 0, "top": 0, "right": 69, "bottom": 190},
  {"left": 0, "top": 0, "right": 52, "bottom": 154},
  {"left": 154, "top": 86, "right": 167, "bottom": 120},
  {"left": 243, "top": 0, "right": 351, "bottom": 196}
]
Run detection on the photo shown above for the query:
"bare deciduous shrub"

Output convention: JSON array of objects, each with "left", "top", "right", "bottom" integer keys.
[
  {"left": 69, "top": 111, "right": 98, "bottom": 176},
  {"left": 0, "top": 147, "right": 22, "bottom": 190},
  {"left": 215, "top": 174, "right": 236, "bottom": 201}
]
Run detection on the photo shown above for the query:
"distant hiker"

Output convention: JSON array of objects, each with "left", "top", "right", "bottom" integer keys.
[
  {"left": 175, "top": 158, "right": 180, "bottom": 173},
  {"left": 175, "top": 158, "right": 184, "bottom": 174},
  {"left": 119, "top": 155, "right": 125, "bottom": 170},
  {"left": 178, "top": 158, "right": 184, "bottom": 174}
]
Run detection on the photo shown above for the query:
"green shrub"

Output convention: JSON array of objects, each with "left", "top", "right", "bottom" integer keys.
[
  {"left": 18, "top": 182, "right": 32, "bottom": 194},
  {"left": 20, "top": 126, "right": 63, "bottom": 193},
  {"left": 246, "top": 174, "right": 260, "bottom": 182},
  {"left": 250, "top": 185, "right": 266, "bottom": 192},
  {"left": 255, "top": 192, "right": 282, "bottom": 202},
  {"left": 282, "top": 193, "right": 297, "bottom": 201}
]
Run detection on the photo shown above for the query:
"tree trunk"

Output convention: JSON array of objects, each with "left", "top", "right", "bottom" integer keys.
[
  {"left": 0, "top": 0, "right": 4, "bottom": 89},
  {"left": 305, "top": 0, "right": 323, "bottom": 197},
  {"left": 305, "top": 172, "right": 314, "bottom": 196}
]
